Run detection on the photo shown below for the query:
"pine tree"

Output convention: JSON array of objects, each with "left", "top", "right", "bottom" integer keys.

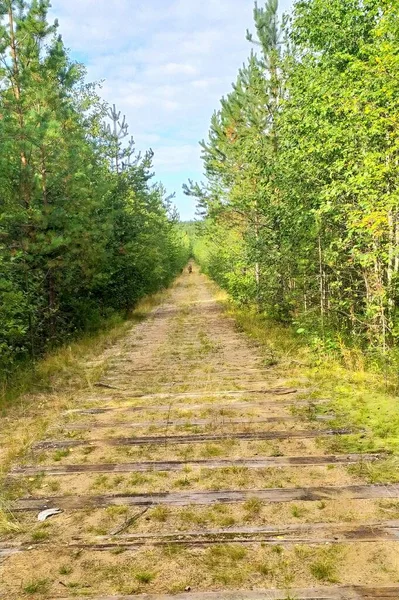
[{"left": 0, "top": 1, "right": 190, "bottom": 382}]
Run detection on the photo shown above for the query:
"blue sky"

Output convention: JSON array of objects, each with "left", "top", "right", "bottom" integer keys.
[{"left": 49, "top": 0, "right": 294, "bottom": 220}]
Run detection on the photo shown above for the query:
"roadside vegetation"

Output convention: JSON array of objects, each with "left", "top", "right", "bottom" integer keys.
[
  {"left": 186, "top": 0, "right": 399, "bottom": 474},
  {"left": 0, "top": 1, "right": 191, "bottom": 402},
  {"left": 223, "top": 299, "right": 399, "bottom": 461},
  {"left": 187, "top": 0, "right": 399, "bottom": 355}
]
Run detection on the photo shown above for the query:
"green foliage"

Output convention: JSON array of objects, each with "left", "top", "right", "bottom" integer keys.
[
  {"left": 135, "top": 571, "right": 156, "bottom": 584},
  {"left": 0, "top": 1, "right": 190, "bottom": 388},
  {"left": 23, "top": 578, "right": 50, "bottom": 594},
  {"left": 188, "top": 0, "right": 399, "bottom": 351}
]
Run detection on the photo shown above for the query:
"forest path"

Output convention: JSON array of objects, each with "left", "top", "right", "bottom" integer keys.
[{"left": 1, "top": 267, "right": 399, "bottom": 599}]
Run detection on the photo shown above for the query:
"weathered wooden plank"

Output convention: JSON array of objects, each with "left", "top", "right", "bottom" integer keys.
[
  {"left": 60, "top": 416, "right": 297, "bottom": 430},
  {"left": 67, "top": 520, "right": 399, "bottom": 548},
  {"left": 357, "top": 589, "right": 399, "bottom": 599},
  {"left": 60, "top": 415, "right": 334, "bottom": 431},
  {"left": 1, "top": 521, "right": 398, "bottom": 559},
  {"left": 100, "top": 380, "right": 296, "bottom": 391},
  {"left": 64, "top": 399, "right": 328, "bottom": 416},
  {"left": 10, "top": 453, "right": 381, "bottom": 477},
  {"left": 108, "top": 367, "right": 268, "bottom": 373},
  {"left": 14, "top": 483, "right": 399, "bottom": 511},
  {"left": 43, "top": 586, "right": 399, "bottom": 599},
  {"left": 33, "top": 428, "right": 351, "bottom": 450},
  {"left": 0, "top": 547, "right": 20, "bottom": 558},
  {"left": 88, "top": 387, "right": 300, "bottom": 401},
  {"left": 130, "top": 376, "right": 277, "bottom": 383}
]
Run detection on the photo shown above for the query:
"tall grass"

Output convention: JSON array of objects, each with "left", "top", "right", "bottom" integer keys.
[{"left": 221, "top": 297, "right": 399, "bottom": 458}]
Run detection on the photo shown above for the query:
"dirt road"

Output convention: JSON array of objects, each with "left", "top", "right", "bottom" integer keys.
[{"left": 1, "top": 269, "right": 399, "bottom": 598}]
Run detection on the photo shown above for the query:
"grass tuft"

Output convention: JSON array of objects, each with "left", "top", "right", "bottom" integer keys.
[
  {"left": 59, "top": 565, "right": 73, "bottom": 575},
  {"left": 23, "top": 579, "right": 50, "bottom": 595},
  {"left": 0, "top": 507, "right": 20, "bottom": 535},
  {"left": 310, "top": 559, "right": 338, "bottom": 583},
  {"left": 244, "top": 497, "right": 263, "bottom": 516},
  {"left": 135, "top": 571, "right": 156, "bottom": 584}
]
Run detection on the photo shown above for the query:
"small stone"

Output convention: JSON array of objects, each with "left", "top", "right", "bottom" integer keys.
[{"left": 185, "top": 586, "right": 191, "bottom": 592}]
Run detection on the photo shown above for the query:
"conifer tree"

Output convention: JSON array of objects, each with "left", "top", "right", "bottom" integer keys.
[{"left": 0, "top": 1, "right": 190, "bottom": 382}]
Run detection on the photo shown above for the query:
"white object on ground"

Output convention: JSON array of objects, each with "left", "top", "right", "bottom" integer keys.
[{"left": 37, "top": 508, "right": 63, "bottom": 522}]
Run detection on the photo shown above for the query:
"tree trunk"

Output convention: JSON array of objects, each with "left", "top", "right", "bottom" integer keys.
[{"left": 318, "top": 233, "right": 325, "bottom": 335}]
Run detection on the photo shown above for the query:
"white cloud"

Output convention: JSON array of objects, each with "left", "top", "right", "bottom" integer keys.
[
  {"left": 163, "top": 62, "right": 197, "bottom": 75},
  {"left": 191, "top": 77, "right": 219, "bottom": 89},
  {"left": 153, "top": 144, "right": 202, "bottom": 172},
  {"left": 49, "top": 0, "right": 294, "bottom": 219}
]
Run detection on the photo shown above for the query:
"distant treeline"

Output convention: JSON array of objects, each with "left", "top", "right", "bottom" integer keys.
[
  {"left": 0, "top": 1, "right": 190, "bottom": 378},
  {"left": 187, "top": 0, "right": 399, "bottom": 351}
]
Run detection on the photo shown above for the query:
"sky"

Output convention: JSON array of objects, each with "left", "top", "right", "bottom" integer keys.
[{"left": 49, "top": 0, "right": 294, "bottom": 220}]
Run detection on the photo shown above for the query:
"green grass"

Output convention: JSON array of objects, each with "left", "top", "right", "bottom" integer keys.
[
  {"left": 150, "top": 506, "right": 170, "bottom": 523},
  {"left": 59, "top": 565, "right": 73, "bottom": 575},
  {"left": 201, "top": 443, "right": 224, "bottom": 457},
  {"left": 293, "top": 545, "right": 341, "bottom": 583},
  {"left": 135, "top": 571, "right": 156, "bottom": 584},
  {"left": 129, "top": 473, "right": 149, "bottom": 486},
  {"left": 106, "top": 505, "right": 129, "bottom": 517},
  {"left": 291, "top": 504, "right": 307, "bottom": 518},
  {"left": 30, "top": 528, "right": 51, "bottom": 542},
  {"left": 91, "top": 474, "right": 111, "bottom": 490},
  {"left": 53, "top": 449, "right": 70, "bottom": 462},
  {"left": 348, "top": 457, "right": 399, "bottom": 483},
  {"left": 243, "top": 497, "right": 263, "bottom": 516},
  {"left": 23, "top": 579, "right": 50, "bottom": 594},
  {"left": 223, "top": 299, "right": 399, "bottom": 462},
  {"left": 204, "top": 543, "right": 247, "bottom": 567},
  {"left": 179, "top": 508, "right": 208, "bottom": 527},
  {"left": 310, "top": 559, "right": 338, "bottom": 582},
  {"left": 173, "top": 476, "right": 192, "bottom": 488}
]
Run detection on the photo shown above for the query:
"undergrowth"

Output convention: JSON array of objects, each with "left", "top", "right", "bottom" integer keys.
[
  {"left": 0, "top": 290, "right": 166, "bottom": 414},
  {"left": 220, "top": 296, "right": 399, "bottom": 464}
]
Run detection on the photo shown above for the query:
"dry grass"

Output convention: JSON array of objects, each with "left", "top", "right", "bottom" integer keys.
[
  {"left": 0, "top": 289, "right": 170, "bottom": 539},
  {"left": 0, "top": 506, "right": 21, "bottom": 536},
  {"left": 1, "top": 289, "right": 168, "bottom": 412},
  {"left": 2, "top": 541, "right": 398, "bottom": 597},
  {"left": 9, "top": 464, "right": 359, "bottom": 499},
  {"left": 27, "top": 437, "right": 326, "bottom": 467}
]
